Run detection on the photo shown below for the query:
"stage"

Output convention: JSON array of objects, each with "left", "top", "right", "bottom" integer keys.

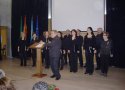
[{"left": 0, "top": 57, "right": 125, "bottom": 90}]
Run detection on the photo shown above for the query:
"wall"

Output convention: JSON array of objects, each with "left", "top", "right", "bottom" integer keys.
[{"left": 0, "top": 0, "right": 12, "bottom": 57}]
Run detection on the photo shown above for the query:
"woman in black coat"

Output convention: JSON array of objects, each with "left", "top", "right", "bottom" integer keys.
[
  {"left": 99, "top": 32, "right": 113, "bottom": 77},
  {"left": 69, "top": 29, "right": 78, "bottom": 72},
  {"left": 83, "top": 27, "right": 96, "bottom": 75}
]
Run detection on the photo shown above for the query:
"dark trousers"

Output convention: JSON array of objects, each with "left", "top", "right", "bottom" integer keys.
[
  {"left": 31, "top": 49, "right": 36, "bottom": 66},
  {"left": 42, "top": 50, "right": 50, "bottom": 68},
  {"left": 95, "top": 50, "right": 101, "bottom": 69},
  {"left": 19, "top": 52, "right": 26, "bottom": 66},
  {"left": 63, "top": 50, "right": 70, "bottom": 65},
  {"left": 50, "top": 56, "right": 61, "bottom": 78},
  {"left": 100, "top": 55, "right": 110, "bottom": 74},
  {"left": 70, "top": 52, "right": 78, "bottom": 72},
  {"left": 85, "top": 51, "right": 94, "bottom": 74},
  {"left": 59, "top": 53, "right": 64, "bottom": 69},
  {"left": 77, "top": 49, "right": 83, "bottom": 67}
]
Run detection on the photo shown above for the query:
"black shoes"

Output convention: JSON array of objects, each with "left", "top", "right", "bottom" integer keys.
[
  {"left": 89, "top": 73, "right": 93, "bottom": 75},
  {"left": 100, "top": 73, "right": 107, "bottom": 77},
  {"left": 84, "top": 72, "right": 88, "bottom": 74},
  {"left": 50, "top": 75, "right": 61, "bottom": 80},
  {"left": 45, "top": 66, "right": 49, "bottom": 69},
  {"left": 95, "top": 68, "right": 100, "bottom": 70},
  {"left": 60, "top": 67, "right": 63, "bottom": 70},
  {"left": 50, "top": 75, "right": 56, "bottom": 78},
  {"left": 55, "top": 77, "right": 61, "bottom": 80},
  {"left": 84, "top": 72, "right": 93, "bottom": 75},
  {"left": 32, "top": 64, "right": 36, "bottom": 67}
]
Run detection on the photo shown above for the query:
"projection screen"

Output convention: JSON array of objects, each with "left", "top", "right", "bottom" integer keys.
[{"left": 52, "top": 0, "right": 104, "bottom": 31}]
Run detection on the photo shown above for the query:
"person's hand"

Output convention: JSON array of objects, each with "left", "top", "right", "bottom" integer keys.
[
  {"left": 110, "top": 54, "right": 113, "bottom": 58},
  {"left": 68, "top": 50, "right": 70, "bottom": 53},
  {"left": 17, "top": 47, "right": 19, "bottom": 52},
  {"left": 83, "top": 50, "right": 85, "bottom": 53},
  {"left": 63, "top": 50, "right": 66, "bottom": 54},
  {"left": 94, "top": 50, "right": 97, "bottom": 54},
  {"left": 39, "top": 40, "right": 45, "bottom": 45},
  {"left": 77, "top": 51, "right": 80, "bottom": 53},
  {"left": 40, "top": 40, "right": 44, "bottom": 43},
  {"left": 98, "top": 53, "right": 100, "bottom": 57}
]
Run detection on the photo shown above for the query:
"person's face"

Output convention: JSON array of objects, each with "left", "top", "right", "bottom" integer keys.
[
  {"left": 87, "top": 28, "right": 92, "bottom": 34},
  {"left": 21, "top": 32, "right": 25, "bottom": 38},
  {"left": 97, "top": 28, "right": 102, "bottom": 34},
  {"left": 71, "top": 31, "right": 76, "bottom": 36},
  {"left": 45, "top": 32, "right": 49, "bottom": 37},
  {"left": 50, "top": 31, "right": 56, "bottom": 38},
  {"left": 77, "top": 30, "right": 80, "bottom": 36},
  {"left": 103, "top": 33, "right": 108, "bottom": 40},
  {"left": 33, "top": 33, "right": 36, "bottom": 38},
  {"left": 57, "top": 32, "right": 61, "bottom": 38},
  {"left": 66, "top": 30, "right": 70, "bottom": 35}
]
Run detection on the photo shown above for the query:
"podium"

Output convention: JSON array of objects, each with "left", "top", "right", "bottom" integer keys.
[{"left": 29, "top": 42, "right": 47, "bottom": 78}]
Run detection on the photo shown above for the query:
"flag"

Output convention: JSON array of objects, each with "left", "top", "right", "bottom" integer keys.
[
  {"left": 23, "top": 15, "right": 27, "bottom": 38},
  {"left": 36, "top": 16, "right": 39, "bottom": 38},
  {"left": 30, "top": 16, "right": 33, "bottom": 42},
  {"left": 20, "top": 16, "right": 23, "bottom": 36}
]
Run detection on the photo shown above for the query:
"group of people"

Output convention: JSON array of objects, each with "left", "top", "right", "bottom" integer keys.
[{"left": 17, "top": 27, "right": 113, "bottom": 80}]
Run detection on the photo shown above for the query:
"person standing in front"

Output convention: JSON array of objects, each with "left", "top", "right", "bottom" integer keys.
[
  {"left": 69, "top": 29, "right": 78, "bottom": 73},
  {"left": 99, "top": 32, "right": 113, "bottom": 77},
  {"left": 41, "top": 30, "right": 61, "bottom": 80},
  {"left": 83, "top": 27, "right": 96, "bottom": 75}
]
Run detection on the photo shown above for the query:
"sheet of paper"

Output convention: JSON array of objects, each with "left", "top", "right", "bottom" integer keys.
[{"left": 35, "top": 42, "right": 44, "bottom": 48}]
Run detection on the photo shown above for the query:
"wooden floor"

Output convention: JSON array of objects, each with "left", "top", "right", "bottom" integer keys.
[{"left": 0, "top": 57, "right": 125, "bottom": 90}]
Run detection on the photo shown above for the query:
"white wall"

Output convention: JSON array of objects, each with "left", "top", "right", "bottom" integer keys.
[
  {"left": 52, "top": 0, "right": 104, "bottom": 31},
  {"left": 0, "top": 0, "right": 12, "bottom": 57}
]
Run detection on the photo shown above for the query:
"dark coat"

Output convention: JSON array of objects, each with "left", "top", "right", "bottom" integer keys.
[
  {"left": 100, "top": 39, "right": 112, "bottom": 56},
  {"left": 45, "top": 36, "right": 61, "bottom": 58}
]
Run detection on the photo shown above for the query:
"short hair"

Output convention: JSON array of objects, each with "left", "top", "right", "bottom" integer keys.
[{"left": 103, "top": 32, "right": 110, "bottom": 38}]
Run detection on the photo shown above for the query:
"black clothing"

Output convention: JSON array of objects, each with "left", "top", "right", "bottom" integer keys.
[
  {"left": 76, "top": 35, "right": 83, "bottom": 67},
  {"left": 85, "top": 50, "right": 94, "bottom": 74},
  {"left": 95, "top": 34, "right": 103, "bottom": 69},
  {"left": 42, "top": 36, "right": 51, "bottom": 68},
  {"left": 69, "top": 37, "right": 78, "bottom": 72},
  {"left": 30, "top": 38, "right": 38, "bottom": 66},
  {"left": 100, "top": 40, "right": 112, "bottom": 56},
  {"left": 100, "top": 40, "right": 112, "bottom": 75},
  {"left": 18, "top": 39, "right": 27, "bottom": 66},
  {"left": 45, "top": 36, "right": 61, "bottom": 58},
  {"left": 83, "top": 35, "right": 96, "bottom": 74},
  {"left": 45, "top": 36, "right": 61, "bottom": 78},
  {"left": 59, "top": 37, "right": 64, "bottom": 70},
  {"left": 63, "top": 35, "right": 71, "bottom": 64},
  {"left": 83, "top": 36, "right": 96, "bottom": 53},
  {"left": 100, "top": 55, "right": 110, "bottom": 74}
]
